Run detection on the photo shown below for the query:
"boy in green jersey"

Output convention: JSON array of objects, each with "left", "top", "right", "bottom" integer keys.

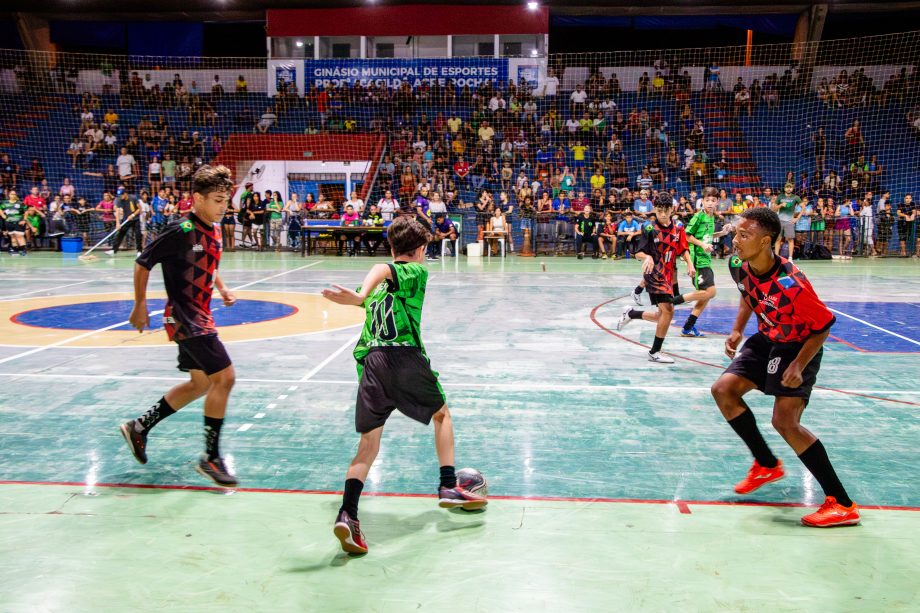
[
  {"left": 673, "top": 187, "right": 733, "bottom": 337},
  {"left": 0, "top": 189, "right": 28, "bottom": 255},
  {"left": 322, "top": 216, "right": 486, "bottom": 555},
  {"left": 771, "top": 183, "right": 802, "bottom": 261}
]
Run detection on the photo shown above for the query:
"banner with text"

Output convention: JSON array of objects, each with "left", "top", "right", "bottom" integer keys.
[{"left": 302, "top": 58, "right": 508, "bottom": 91}]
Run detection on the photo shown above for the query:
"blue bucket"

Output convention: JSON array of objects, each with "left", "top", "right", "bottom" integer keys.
[{"left": 61, "top": 237, "right": 84, "bottom": 253}]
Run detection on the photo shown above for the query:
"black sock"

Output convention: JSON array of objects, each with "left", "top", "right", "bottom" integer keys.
[
  {"left": 204, "top": 416, "right": 223, "bottom": 460},
  {"left": 340, "top": 478, "right": 364, "bottom": 519},
  {"left": 439, "top": 465, "right": 457, "bottom": 489},
  {"left": 727, "top": 407, "right": 778, "bottom": 468},
  {"left": 672, "top": 295, "right": 686, "bottom": 306},
  {"left": 798, "top": 439, "right": 852, "bottom": 507},
  {"left": 683, "top": 314, "right": 698, "bottom": 330},
  {"left": 135, "top": 396, "right": 175, "bottom": 434},
  {"left": 628, "top": 309, "right": 644, "bottom": 320},
  {"left": 650, "top": 335, "right": 665, "bottom": 354},
  {"left": 634, "top": 285, "right": 644, "bottom": 295}
]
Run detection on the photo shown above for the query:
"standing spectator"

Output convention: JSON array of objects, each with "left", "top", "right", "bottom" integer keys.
[
  {"left": 876, "top": 199, "right": 894, "bottom": 257},
  {"left": 95, "top": 191, "right": 117, "bottom": 241},
  {"left": 116, "top": 147, "right": 137, "bottom": 193},
  {"left": 257, "top": 107, "right": 277, "bottom": 133},
  {"left": 267, "top": 191, "right": 284, "bottom": 251},
  {"left": 896, "top": 194, "right": 915, "bottom": 257}
]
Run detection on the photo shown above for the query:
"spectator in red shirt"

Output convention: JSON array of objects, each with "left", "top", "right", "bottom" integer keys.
[
  {"left": 24, "top": 186, "right": 47, "bottom": 212},
  {"left": 571, "top": 189, "right": 590, "bottom": 212},
  {"left": 178, "top": 191, "right": 194, "bottom": 215},
  {"left": 453, "top": 155, "right": 470, "bottom": 186},
  {"left": 315, "top": 86, "right": 329, "bottom": 129}
]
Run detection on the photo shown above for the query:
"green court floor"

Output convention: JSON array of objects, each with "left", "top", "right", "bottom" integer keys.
[{"left": 0, "top": 252, "right": 918, "bottom": 611}]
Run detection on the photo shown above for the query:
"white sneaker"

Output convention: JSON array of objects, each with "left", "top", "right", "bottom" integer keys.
[
  {"left": 617, "top": 305, "right": 634, "bottom": 331},
  {"left": 104, "top": 249, "right": 115, "bottom": 256},
  {"left": 647, "top": 351, "right": 675, "bottom": 364},
  {"left": 632, "top": 291, "right": 643, "bottom": 306}
]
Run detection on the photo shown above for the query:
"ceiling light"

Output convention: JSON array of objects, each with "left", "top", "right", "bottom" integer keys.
[
  {"left": 295, "top": 40, "right": 304, "bottom": 48},
  {"left": 527, "top": 2, "right": 539, "bottom": 10},
  {"left": 530, "top": 49, "right": 539, "bottom": 57}
]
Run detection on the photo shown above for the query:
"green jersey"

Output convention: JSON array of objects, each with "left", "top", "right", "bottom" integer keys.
[
  {"left": 1, "top": 200, "right": 24, "bottom": 223},
  {"left": 685, "top": 210, "right": 715, "bottom": 268},
  {"left": 354, "top": 261, "right": 429, "bottom": 370},
  {"left": 267, "top": 201, "right": 283, "bottom": 220},
  {"left": 776, "top": 194, "right": 801, "bottom": 222}
]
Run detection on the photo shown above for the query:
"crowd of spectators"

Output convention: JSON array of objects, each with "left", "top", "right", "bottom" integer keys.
[{"left": 1, "top": 60, "right": 918, "bottom": 258}]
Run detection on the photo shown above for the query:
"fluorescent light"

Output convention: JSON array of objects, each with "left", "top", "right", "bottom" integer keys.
[
  {"left": 527, "top": 1, "right": 539, "bottom": 10},
  {"left": 295, "top": 40, "right": 304, "bottom": 48},
  {"left": 530, "top": 48, "right": 539, "bottom": 57}
]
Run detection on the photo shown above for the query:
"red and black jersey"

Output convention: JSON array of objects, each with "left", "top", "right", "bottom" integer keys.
[
  {"left": 136, "top": 213, "right": 222, "bottom": 342},
  {"left": 729, "top": 255, "right": 835, "bottom": 343},
  {"left": 636, "top": 220, "right": 688, "bottom": 295}
]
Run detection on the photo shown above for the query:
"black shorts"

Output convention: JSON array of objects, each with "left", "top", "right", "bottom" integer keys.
[
  {"left": 6, "top": 221, "right": 24, "bottom": 233},
  {"left": 177, "top": 334, "right": 232, "bottom": 376},
  {"left": 355, "top": 347, "right": 446, "bottom": 433},
  {"left": 724, "top": 332, "right": 822, "bottom": 402},
  {"left": 693, "top": 267, "right": 715, "bottom": 290},
  {"left": 649, "top": 292, "right": 673, "bottom": 305}
]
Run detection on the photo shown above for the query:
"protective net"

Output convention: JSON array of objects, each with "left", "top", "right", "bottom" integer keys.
[{"left": 0, "top": 31, "right": 917, "bottom": 258}]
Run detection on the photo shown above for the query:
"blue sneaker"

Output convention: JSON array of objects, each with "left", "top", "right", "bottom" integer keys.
[{"left": 680, "top": 326, "right": 705, "bottom": 338}]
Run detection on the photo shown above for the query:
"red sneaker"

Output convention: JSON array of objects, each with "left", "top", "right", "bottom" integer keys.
[
  {"left": 333, "top": 510, "right": 368, "bottom": 554},
  {"left": 801, "top": 496, "right": 860, "bottom": 528},
  {"left": 734, "top": 459, "right": 785, "bottom": 494}
]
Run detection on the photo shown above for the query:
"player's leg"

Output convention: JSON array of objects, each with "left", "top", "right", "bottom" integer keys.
[
  {"left": 647, "top": 301, "right": 675, "bottom": 362},
  {"left": 335, "top": 425, "right": 383, "bottom": 554},
  {"left": 120, "top": 368, "right": 210, "bottom": 465},
  {"left": 433, "top": 404, "right": 488, "bottom": 510},
  {"left": 772, "top": 396, "right": 859, "bottom": 526},
  {"left": 711, "top": 337, "right": 785, "bottom": 494},
  {"left": 678, "top": 270, "right": 717, "bottom": 336}
]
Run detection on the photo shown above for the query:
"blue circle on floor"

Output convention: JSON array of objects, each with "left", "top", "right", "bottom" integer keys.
[{"left": 13, "top": 299, "right": 296, "bottom": 331}]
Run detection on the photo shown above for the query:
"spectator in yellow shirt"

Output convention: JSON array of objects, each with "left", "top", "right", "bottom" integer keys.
[
  {"left": 590, "top": 169, "right": 606, "bottom": 195},
  {"left": 570, "top": 140, "right": 588, "bottom": 183}
]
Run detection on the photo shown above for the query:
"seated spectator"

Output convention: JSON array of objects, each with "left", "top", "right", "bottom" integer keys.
[
  {"left": 236, "top": 74, "right": 248, "bottom": 93},
  {"left": 484, "top": 204, "right": 509, "bottom": 256},
  {"left": 616, "top": 210, "right": 642, "bottom": 257},
  {"left": 573, "top": 204, "right": 598, "bottom": 259},
  {"left": 431, "top": 212, "right": 458, "bottom": 258},
  {"left": 0, "top": 154, "right": 19, "bottom": 189},
  {"left": 633, "top": 190, "right": 653, "bottom": 219},
  {"left": 257, "top": 106, "right": 277, "bottom": 133},
  {"left": 24, "top": 158, "right": 45, "bottom": 184}
]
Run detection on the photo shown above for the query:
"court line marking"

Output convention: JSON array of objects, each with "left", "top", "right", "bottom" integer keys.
[
  {"left": 0, "top": 263, "right": 321, "bottom": 366},
  {"left": 590, "top": 296, "right": 920, "bottom": 407},
  {"left": 828, "top": 307, "right": 920, "bottom": 348},
  {"left": 0, "top": 371, "right": 915, "bottom": 398},
  {"left": 0, "top": 279, "right": 96, "bottom": 301},
  {"left": 298, "top": 333, "right": 361, "bottom": 382},
  {"left": 1, "top": 480, "right": 918, "bottom": 513}
]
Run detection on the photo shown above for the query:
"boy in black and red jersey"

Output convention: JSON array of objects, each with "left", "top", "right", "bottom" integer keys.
[
  {"left": 712, "top": 207, "right": 859, "bottom": 527},
  {"left": 119, "top": 165, "right": 240, "bottom": 487},
  {"left": 617, "top": 193, "right": 695, "bottom": 364}
]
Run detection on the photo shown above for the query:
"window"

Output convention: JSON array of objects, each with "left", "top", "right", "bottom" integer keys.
[
  {"left": 477, "top": 42, "right": 495, "bottom": 57},
  {"left": 376, "top": 43, "right": 395, "bottom": 58},
  {"left": 332, "top": 44, "right": 351, "bottom": 58},
  {"left": 502, "top": 42, "right": 522, "bottom": 57}
]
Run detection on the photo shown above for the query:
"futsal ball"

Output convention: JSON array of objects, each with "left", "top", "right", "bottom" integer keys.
[{"left": 457, "top": 467, "right": 488, "bottom": 497}]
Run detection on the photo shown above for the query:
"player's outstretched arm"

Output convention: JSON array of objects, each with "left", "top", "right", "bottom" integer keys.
[
  {"left": 129, "top": 263, "right": 151, "bottom": 333},
  {"left": 725, "top": 300, "right": 753, "bottom": 359},
  {"left": 322, "top": 264, "right": 392, "bottom": 307}
]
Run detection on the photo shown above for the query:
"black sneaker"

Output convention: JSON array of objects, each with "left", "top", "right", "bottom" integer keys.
[
  {"left": 333, "top": 509, "right": 368, "bottom": 554},
  {"left": 196, "top": 455, "right": 238, "bottom": 487},
  {"left": 119, "top": 420, "right": 148, "bottom": 464}
]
